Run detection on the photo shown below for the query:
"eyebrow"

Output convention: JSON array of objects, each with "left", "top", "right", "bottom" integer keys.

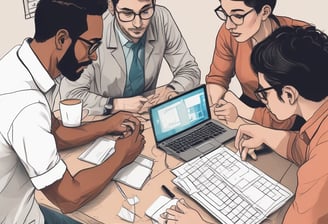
[
  {"left": 230, "top": 9, "right": 247, "bottom": 13},
  {"left": 221, "top": 7, "right": 246, "bottom": 16},
  {"left": 118, "top": 4, "right": 153, "bottom": 12},
  {"left": 88, "top": 38, "right": 102, "bottom": 42}
]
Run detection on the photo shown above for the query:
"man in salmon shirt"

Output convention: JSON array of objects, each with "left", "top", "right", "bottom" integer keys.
[
  {"left": 207, "top": 0, "right": 309, "bottom": 130},
  {"left": 161, "top": 26, "right": 328, "bottom": 224}
]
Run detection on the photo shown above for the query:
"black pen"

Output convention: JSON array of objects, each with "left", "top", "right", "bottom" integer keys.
[{"left": 161, "top": 185, "right": 175, "bottom": 199}]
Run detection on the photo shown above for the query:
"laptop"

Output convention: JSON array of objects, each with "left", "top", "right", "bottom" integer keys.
[{"left": 149, "top": 85, "right": 237, "bottom": 161}]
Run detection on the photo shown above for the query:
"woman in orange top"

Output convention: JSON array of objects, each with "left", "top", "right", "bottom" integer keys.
[
  {"left": 207, "top": 0, "right": 308, "bottom": 129},
  {"left": 162, "top": 26, "right": 328, "bottom": 224}
]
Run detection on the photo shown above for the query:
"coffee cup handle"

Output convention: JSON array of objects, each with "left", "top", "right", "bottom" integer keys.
[{"left": 82, "top": 108, "right": 89, "bottom": 120}]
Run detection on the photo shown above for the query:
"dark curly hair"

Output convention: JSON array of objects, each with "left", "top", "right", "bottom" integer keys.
[
  {"left": 34, "top": 0, "right": 108, "bottom": 42},
  {"left": 251, "top": 26, "right": 328, "bottom": 102}
]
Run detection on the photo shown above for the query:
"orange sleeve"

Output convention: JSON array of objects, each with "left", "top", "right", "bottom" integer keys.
[
  {"left": 291, "top": 18, "right": 311, "bottom": 27},
  {"left": 277, "top": 16, "right": 310, "bottom": 28},
  {"left": 285, "top": 131, "right": 306, "bottom": 166},
  {"left": 283, "top": 141, "right": 328, "bottom": 224},
  {"left": 251, "top": 107, "right": 295, "bottom": 130},
  {"left": 205, "top": 24, "right": 235, "bottom": 90}
]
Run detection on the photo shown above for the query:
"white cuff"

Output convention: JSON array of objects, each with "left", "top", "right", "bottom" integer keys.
[{"left": 31, "top": 160, "right": 67, "bottom": 190}]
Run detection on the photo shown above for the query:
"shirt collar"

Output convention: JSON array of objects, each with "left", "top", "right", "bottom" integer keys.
[
  {"left": 115, "top": 20, "right": 130, "bottom": 47},
  {"left": 299, "top": 99, "right": 328, "bottom": 143},
  {"left": 17, "top": 38, "right": 55, "bottom": 93}
]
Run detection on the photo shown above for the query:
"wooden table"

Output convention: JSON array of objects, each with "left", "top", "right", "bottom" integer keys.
[{"left": 36, "top": 88, "right": 298, "bottom": 224}]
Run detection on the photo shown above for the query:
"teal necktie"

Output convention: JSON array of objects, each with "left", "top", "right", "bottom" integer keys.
[{"left": 123, "top": 40, "right": 145, "bottom": 97}]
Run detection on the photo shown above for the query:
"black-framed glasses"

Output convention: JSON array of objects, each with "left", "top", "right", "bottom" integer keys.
[
  {"left": 77, "top": 37, "right": 102, "bottom": 55},
  {"left": 115, "top": 6, "right": 154, "bottom": 22},
  {"left": 254, "top": 85, "right": 279, "bottom": 103},
  {"left": 214, "top": 6, "right": 254, "bottom": 25}
]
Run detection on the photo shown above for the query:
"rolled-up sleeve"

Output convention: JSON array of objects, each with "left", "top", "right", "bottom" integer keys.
[{"left": 8, "top": 102, "right": 66, "bottom": 190}]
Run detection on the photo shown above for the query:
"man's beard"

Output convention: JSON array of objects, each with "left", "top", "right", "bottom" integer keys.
[{"left": 58, "top": 40, "right": 92, "bottom": 81}]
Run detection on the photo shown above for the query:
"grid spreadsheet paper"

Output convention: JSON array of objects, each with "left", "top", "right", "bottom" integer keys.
[{"left": 172, "top": 145, "right": 293, "bottom": 224}]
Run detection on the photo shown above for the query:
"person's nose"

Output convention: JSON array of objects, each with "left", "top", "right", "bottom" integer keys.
[
  {"left": 132, "top": 14, "right": 142, "bottom": 28},
  {"left": 225, "top": 17, "right": 237, "bottom": 30},
  {"left": 89, "top": 51, "right": 98, "bottom": 61}
]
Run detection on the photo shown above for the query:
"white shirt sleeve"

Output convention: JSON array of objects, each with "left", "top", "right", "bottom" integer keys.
[{"left": 8, "top": 101, "right": 66, "bottom": 190}]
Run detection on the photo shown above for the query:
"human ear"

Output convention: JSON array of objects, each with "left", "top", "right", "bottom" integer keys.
[
  {"left": 283, "top": 86, "right": 298, "bottom": 105},
  {"left": 261, "top": 5, "right": 272, "bottom": 21},
  {"left": 55, "top": 29, "right": 70, "bottom": 49}
]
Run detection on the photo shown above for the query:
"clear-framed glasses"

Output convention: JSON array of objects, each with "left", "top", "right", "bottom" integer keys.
[
  {"left": 254, "top": 85, "right": 280, "bottom": 103},
  {"left": 116, "top": 6, "right": 154, "bottom": 22},
  {"left": 214, "top": 5, "right": 254, "bottom": 25},
  {"left": 77, "top": 37, "right": 102, "bottom": 55}
]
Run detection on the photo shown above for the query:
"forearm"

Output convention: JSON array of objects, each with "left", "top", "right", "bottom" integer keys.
[
  {"left": 262, "top": 128, "right": 291, "bottom": 158},
  {"left": 42, "top": 152, "right": 125, "bottom": 213},
  {"left": 224, "top": 91, "right": 255, "bottom": 120},
  {"left": 53, "top": 118, "right": 108, "bottom": 150},
  {"left": 206, "top": 84, "right": 227, "bottom": 106}
]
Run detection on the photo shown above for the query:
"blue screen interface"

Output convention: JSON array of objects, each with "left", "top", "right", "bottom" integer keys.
[{"left": 151, "top": 87, "right": 209, "bottom": 142}]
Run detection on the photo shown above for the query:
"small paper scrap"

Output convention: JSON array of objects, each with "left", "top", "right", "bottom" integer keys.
[
  {"left": 118, "top": 207, "right": 135, "bottom": 223},
  {"left": 128, "top": 196, "right": 139, "bottom": 205}
]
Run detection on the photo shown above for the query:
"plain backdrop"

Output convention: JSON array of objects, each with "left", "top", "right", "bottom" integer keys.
[{"left": 1, "top": 0, "right": 327, "bottom": 95}]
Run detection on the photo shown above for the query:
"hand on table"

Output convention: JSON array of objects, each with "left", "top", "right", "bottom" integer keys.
[
  {"left": 235, "top": 124, "right": 268, "bottom": 161},
  {"left": 138, "top": 86, "right": 178, "bottom": 114},
  {"left": 113, "top": 96, "right": 148, "bottom": 113},
  {"left": 160, "top": 199, "right": 213, "bottom": 224},
  {"left": 103, "top": 111, "right": 142, "bottom": 136},
  {"left": 115, "top": 115, "right": 145, "bottom": 166},
  {"left": 149, "top": 86, "right": 178, "bottom": 104}
]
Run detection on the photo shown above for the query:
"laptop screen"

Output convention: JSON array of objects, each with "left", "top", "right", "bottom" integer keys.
[{"left": 150, "top": 85, "right": 210, "bottom": 142}]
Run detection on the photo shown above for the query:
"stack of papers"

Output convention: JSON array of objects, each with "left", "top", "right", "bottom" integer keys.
[
  {"left": 78, "top": 137, "right": 154, "bottom": 189},
  {"left": 79, "top": 137, "right": 115, "bottom": 165},
  {"left": 113, "top": 155, "right": 154, "bottom": 189}
]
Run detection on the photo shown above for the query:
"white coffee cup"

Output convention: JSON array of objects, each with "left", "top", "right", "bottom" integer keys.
[{"left": 59, "top": 99, "right": 83, "bottom": 127}]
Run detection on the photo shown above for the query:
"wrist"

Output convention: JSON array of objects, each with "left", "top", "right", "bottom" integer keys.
[
  {"left": 104, "top": 97, "right": 115, "bottom": 115},
  {"left": 262, "top": 126, "right": 274, "bottom": 146}
]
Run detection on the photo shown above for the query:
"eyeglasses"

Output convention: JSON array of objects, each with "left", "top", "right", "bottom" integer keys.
[
  {"left": 77, "top": 37, "right": 102, "bottom": 55},
  {"left": 116, "top": 6, "right": 154, "bottom": 22},
  {"left": 254, "top": 85, "right": 279, "bottom": 103},
  {"left": 214, "top": 6, "right": 254, "bottom": 25}
]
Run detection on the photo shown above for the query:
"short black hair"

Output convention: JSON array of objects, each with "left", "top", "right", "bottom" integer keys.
[
  {"left": 34, "top": 0, "right": 108, "bottom": 42},
  {"left": 239, "top": 0, "right": 276, "bottom": 14},
  {"left": 224, "top": 0, "right": 278, "bottom": 25},
  {"left": 251, "top": 26, "right": 328, "bottom": 102}
]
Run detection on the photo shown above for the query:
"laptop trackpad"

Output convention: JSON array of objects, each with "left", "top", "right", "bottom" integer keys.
[
  {"left": 180, "top": 149, "right": 201, "bottom": 161},
  {"left": 196, "top": 142, "right": 216, "bottom": 153}
]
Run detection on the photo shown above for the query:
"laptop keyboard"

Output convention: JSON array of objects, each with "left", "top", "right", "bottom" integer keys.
[
  {"left": 167, "top": 122, "right": 226, "bottom": 153},
  {"left": 172, "top": 146, "right": 293, "bottom": 224}
]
